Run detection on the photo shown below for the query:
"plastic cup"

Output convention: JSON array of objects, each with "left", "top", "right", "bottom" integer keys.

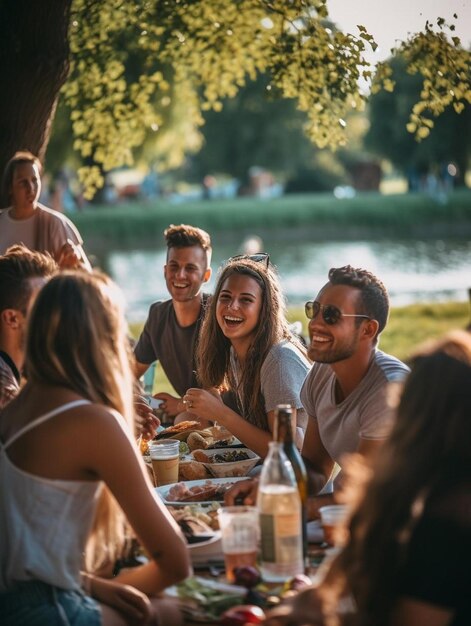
[
  {"left": 217, "top": 506, "right": 259, "bottom": 583},
  {"left": 319, "top": 505, "right": 348, "bottom": 546},
  {"left": 149, "top": 439, "right": 180, "bottom": 486}
]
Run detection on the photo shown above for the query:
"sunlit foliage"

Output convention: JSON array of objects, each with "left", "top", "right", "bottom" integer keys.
[
  {"left": 64, "top": 1, "right": 469, "bottom": 197},
  {"left": 373, "top": 15, "right": 470, "bottom": 142}
]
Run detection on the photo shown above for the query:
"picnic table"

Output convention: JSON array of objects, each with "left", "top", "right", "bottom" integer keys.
[{"left": 149, "top": 422, "right": 330, "bottom": 624}]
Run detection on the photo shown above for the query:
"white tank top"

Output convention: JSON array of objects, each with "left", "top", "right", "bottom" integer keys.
[{"left": 0, "top": 400, "right": 103, "bottom": 592}]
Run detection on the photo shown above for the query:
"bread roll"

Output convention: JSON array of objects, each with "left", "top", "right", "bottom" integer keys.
[
  {"left": 192, "top": 450, "right": 210, "bottom": 463},
  {"left": 179, "top": 461, "right": 209, "bottom": 481},
  {"left": 187, "top": 432, "right": 212, "bottom": 451}
]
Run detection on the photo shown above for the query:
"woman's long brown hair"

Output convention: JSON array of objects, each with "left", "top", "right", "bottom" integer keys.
[{"left": 25, "top": 271, "right": 135, "bottom": 572}]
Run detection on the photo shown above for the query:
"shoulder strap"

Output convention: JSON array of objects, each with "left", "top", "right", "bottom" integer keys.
[{"left": 3, "top": 399, "right": 91, "bottom": 450}]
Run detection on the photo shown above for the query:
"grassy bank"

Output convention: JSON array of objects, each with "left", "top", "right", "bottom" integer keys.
[
  {"left": 130, "top": 300, "right": 470, "bottom": 395},
  {"left": 74, "top": 189, "right": 471, "bottom": 252}
]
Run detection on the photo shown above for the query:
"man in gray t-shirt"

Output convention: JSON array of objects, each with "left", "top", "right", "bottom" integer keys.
[
  {"left": 300, "top": 265, "right": 409, "bottom": 518},
  {"left": 134, "top": 224, "right": 212, "bottom": 418}
]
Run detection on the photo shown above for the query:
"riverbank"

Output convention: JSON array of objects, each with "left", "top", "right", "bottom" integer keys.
[
  {"left": 130, "top": 300, "right": 470, "bottom": 395},
  {"left": 74, "top": 189, "right": 471, "bottom": 253}
]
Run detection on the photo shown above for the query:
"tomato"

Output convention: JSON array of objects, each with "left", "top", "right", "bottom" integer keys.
[{"left": 220, "top": 604, "right": 265, "bottom": 625}]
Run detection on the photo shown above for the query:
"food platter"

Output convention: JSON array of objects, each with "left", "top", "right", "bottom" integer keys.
[{"left": 156, "top": 477, "right": 246, "bottom": 505}]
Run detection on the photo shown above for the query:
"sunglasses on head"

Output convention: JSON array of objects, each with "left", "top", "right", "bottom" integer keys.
[
  {"left": 228, "top": 252, "right": 270, "bottom": 267},
  {"left": 305, "top": 301, "right": 371, "bottom": 325}
]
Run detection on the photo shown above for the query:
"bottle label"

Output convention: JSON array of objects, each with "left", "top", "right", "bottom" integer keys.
[
  {"left": 260, "top": 514, "right": 276, "bottom": 561},
  {"left": 260, "top": 513, "right": 301, "bottom": 564}
]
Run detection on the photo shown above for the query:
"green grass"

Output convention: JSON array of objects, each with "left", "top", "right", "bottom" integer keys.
[
  {"left": 73, "top": 189, "right": 471, "bottom": 251},
  {"left": 130, "top": 300, "right": 470, "bottom": 394}
]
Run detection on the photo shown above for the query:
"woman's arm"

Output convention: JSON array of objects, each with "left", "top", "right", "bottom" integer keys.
[
  {"left": 83, "top": 407, "right": 191, "bottom": 594},
  {"left": 183, "top": 388, "right": 275, "bottom": 457},
  {"left": 81, "top": 572, "right": 154, "bottom": 623}
]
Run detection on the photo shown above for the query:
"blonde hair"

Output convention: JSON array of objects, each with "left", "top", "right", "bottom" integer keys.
[{"left": 25, "top": 271, "right": 134, "bottom": 571}]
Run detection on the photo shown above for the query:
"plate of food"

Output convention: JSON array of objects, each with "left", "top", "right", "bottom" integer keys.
[
  {"left": 155, "top": 422, "right": 236, "bottom": 450},
  {"left": 167, "top": 502, "right": 221, "bottom": 531},
  {"left": 155, "top": 420, "right": 202, "bottom": 442},
  {"left": 191, "top": 448, "right": 261, "bottom": 478},
  {"left": 157, "top": 477, "right": 246, "bottom": 505},
  {"left": 167, "top": 503, "right": 224, "bottom": 566}
]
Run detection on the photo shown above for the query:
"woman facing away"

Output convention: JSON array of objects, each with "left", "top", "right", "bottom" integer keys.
[
  {"left": 182, "top": 254, "right": 311, "bottom": 457},
  {"left": 0, "top": 151, "right": 91, "bottom": 270},
  {"left": 0, "top": 272, "right": 190, "bottom": 625},
  {"left": 263, "top": 329, "right": 471, "bottom": 626}
]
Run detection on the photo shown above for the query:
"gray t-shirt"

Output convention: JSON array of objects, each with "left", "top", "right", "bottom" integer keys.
[
  {"left": 300, "top": 349, "right": 409, "bottom": 466},
  {"left": 232, "top": 340, "right": 311, "bottom": 447},
  {"left": 134, "top": 295, "right": 209, "bottom": 397}
]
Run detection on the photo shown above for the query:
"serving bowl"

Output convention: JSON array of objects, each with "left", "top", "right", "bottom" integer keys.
[{"left": 193, "top": 448, "right": 261, "bottom": 478}]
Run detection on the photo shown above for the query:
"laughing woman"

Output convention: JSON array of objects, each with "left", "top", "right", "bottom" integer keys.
[{"left": 183, "top": 255, "right": 311, "bottom": 457}]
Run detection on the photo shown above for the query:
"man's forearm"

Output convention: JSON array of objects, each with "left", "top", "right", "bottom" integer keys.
[{"left": 302, "top": 455, "right": 330, "bottom": 496}]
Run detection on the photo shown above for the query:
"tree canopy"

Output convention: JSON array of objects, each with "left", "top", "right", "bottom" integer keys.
[
  {"left": 366, "top": 56, "right": 470, "bottom": 187},
  {"left": 1, "top": 0, "right": 469, "bottom": 203}
]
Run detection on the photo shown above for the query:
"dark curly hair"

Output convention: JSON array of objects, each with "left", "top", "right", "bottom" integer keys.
[{"left": 328, "top": 265, "right": 389, "bottom": 335}]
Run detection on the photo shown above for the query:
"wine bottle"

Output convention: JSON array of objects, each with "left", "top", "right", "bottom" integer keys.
[
  {"left": 274, "top": 404, "right": 308, "bottom": 568},
  {"left": 257, "top": 440, "right": 304, "bottom": 582}
]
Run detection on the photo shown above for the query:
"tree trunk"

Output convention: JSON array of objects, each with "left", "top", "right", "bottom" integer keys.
[{"left": 0, "top": 0, "right": 73, "bottom": 207}]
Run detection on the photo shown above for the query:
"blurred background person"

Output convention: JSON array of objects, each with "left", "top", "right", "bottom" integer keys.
[{"left": 0, "top": 151, "right": 91, "bottom": 271}]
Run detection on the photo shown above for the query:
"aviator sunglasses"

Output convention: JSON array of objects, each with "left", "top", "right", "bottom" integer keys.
[
  {"left": 305, "top": 300, "right": 371, "bottom": 325},
  {"left": 227, "top": 252, "right": 270, "bottom": 267}
]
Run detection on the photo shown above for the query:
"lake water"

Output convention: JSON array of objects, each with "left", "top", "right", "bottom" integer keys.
[{"left": 106, "top": 238, "right": 471, "bottom": 322}]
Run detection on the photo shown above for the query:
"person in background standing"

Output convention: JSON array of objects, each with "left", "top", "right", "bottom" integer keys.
[{"left": 0, "top": 151, "right": 91, "bottom": 271}]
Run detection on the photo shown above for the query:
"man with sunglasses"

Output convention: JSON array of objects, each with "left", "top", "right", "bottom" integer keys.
[
  {"left": 134, "top": 224, "right": 212, "bottom": 419},
  {"left": 300, "top": 265, "right": 409, "bottom": 516}
]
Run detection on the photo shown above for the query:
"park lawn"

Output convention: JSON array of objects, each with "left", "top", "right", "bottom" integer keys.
[{"left": 129, "top": 300, "right": 470, "bottom": 394}]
